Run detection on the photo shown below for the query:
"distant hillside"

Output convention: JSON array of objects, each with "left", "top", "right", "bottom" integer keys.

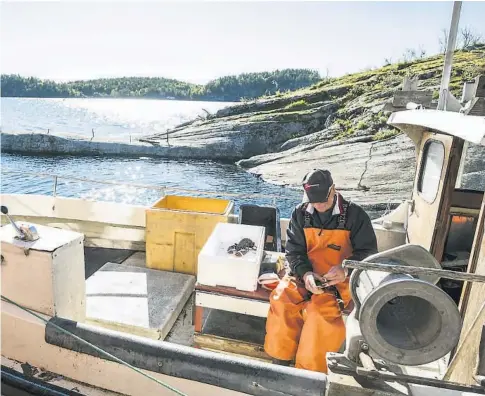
[{"left": 0, "top": 69, "right": 321, "bottom": 102}]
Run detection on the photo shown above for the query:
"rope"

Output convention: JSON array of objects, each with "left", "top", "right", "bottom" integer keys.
[{"left": 1, "top": 295, "right": 188, "bottom": 396}]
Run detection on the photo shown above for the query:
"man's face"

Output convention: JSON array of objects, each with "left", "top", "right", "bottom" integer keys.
[{"left": 312, "top": 184, "right": 336, "bottom": 213}]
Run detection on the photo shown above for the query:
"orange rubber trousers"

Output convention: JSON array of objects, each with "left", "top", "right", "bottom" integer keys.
[{"left": 264, "top": 227, "right": 353, "bottom": 373}]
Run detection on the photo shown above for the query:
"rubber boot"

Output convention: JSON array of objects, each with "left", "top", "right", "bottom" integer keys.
[{"left": 272, "top": 359, "right": 291, "bottom": 366}]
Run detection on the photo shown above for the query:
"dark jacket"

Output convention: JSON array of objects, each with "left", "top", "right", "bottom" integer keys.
[{"left": 286, "top": 194, "right": 378, "bottom": 278}]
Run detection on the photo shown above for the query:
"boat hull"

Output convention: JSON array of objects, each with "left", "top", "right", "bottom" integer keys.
[{"left": 1, "top": 300, "right": 327, "bottom": 396}]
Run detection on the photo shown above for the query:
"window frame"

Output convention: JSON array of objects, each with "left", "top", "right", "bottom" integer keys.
[{"left": 417, "top": 139, "right": 446, "bottom": 204}]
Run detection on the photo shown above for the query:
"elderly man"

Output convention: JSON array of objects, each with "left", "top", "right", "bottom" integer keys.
[{"left": 264, "top": 169, "right": 378, "bottom": 373}]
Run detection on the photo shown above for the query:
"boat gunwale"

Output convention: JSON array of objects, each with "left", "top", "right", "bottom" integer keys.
[{"left": 43, "top": 315, "right": 328, "bottom": 396}]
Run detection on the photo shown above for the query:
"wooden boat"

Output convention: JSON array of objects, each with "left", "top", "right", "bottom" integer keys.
[
  {"left": 2, "top": 82, "right": 485, "bottom": 395},
  {"left": 2, "top": 4, "right": 485, "bottom": 395}
]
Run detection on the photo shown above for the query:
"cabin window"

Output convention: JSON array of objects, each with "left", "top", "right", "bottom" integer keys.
[{"left": 418, "top": 140, "right": 445, "bottom": 203}]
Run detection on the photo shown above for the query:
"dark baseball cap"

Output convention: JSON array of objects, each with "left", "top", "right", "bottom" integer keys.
[{"left": 302, "top": 169, "right": 334, "bottom": 203}]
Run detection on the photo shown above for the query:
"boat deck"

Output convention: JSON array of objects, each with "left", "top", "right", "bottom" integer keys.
[
  {"left": 83, "top": 247, "right": 267, "bottom": 352},
  {"left": 84, "top": 247, "right": 137, "bottom": 279},
  {"left": 82, "top": 246, "right": 453, "bottom": 376}
]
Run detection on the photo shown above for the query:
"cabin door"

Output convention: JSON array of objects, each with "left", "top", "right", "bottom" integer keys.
[{"left": 406, "top": 132, "right": 459, "bottom": 255}]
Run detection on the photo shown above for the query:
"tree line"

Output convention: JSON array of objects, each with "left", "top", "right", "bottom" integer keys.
[
  {"left": 383, "top": 25, "right": 484, "bottom": 66},
  {"left": 1, "top": 69, "right": 321, "bottom": 102}
]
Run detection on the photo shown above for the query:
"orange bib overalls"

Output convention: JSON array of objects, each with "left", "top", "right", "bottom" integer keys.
[{"left": 264, "top": 205, "right": 353, "bottom": 373}]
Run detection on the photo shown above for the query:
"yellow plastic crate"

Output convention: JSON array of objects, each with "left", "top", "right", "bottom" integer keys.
[{"left": 145, "top": 195, "right": 234, "bottom": 275}]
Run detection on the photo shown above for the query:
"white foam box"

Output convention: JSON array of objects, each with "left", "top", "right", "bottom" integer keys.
[{"left": 197, "top": 222, "right": 265, "bottom": 292}]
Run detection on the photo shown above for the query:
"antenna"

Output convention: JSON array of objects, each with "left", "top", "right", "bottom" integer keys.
[{"left": 437, "top": 1, "right": 462, "bottom": 111}]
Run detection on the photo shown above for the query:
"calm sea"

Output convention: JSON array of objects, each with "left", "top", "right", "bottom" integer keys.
[{"left": 1, "top": 97, "right": 302, "bottom": 217}]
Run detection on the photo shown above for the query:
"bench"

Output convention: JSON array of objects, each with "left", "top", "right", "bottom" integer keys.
[
  {"left": 193, "top": 283, "right": 272, "bottom": 360},
  {"left": 193, "top": 280, "right": 354, "bottom": 361}
]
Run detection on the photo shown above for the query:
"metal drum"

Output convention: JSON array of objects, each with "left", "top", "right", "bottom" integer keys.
[{"left": 350, "top": 244, "right": 462, "bottom": 366}]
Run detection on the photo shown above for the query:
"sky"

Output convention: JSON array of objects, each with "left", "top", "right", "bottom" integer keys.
[{"left": 1, "top": 1, "right": 485, "bottom": 84}]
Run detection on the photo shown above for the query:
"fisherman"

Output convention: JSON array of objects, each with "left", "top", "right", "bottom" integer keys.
[{"left": 264, "top": 168, "right": 378, "bottom": 373}]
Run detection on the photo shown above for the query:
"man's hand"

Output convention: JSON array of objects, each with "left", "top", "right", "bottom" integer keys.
[
  {"left": 302, "top": 272, "right": 326, "bottom": 294},
  {"left": 324, "top": 265, "right": 348, "bottom": 286}
]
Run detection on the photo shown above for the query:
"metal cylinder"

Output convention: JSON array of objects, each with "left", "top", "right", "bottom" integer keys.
[{"left": 350, "top": 245, "right": 462, "bottom": 366}]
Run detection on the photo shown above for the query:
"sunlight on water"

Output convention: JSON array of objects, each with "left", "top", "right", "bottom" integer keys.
[
  {"left": 1, "top": 154, "right": 302, "bottom": 217},
  {"left": 1, "top": 97, "right": 235, "bottom": 138},
  {"left": 1, "top": 97, "right": 302, "bottom": 217}
]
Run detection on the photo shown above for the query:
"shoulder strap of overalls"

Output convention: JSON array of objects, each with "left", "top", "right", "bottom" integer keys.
[
  {"left": 303, "top": 204, "right": 312, "bottom": 228},
  {"left": 336, "top": 199, "right": 349, "bottom": 230},
  {"left": 335, "top": 198, "right": 350, "bottom": 310}
]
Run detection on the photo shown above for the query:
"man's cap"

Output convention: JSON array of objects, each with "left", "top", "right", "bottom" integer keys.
[{"left": 302, "top": 169, "right": 333, "bottom": 203}]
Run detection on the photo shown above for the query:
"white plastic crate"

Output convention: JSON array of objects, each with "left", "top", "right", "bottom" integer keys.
[{"left": 197, "top": 222, "right": 266, "bottom": 292}]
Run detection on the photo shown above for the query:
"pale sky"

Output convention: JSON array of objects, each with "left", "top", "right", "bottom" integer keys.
[{"left": 1, "top": 1, "right": 485, "bottom": 84}]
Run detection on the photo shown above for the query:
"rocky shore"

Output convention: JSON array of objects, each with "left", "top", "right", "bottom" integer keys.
[{"left": 2, "top": 49, "right": 484, "bottom": 207}]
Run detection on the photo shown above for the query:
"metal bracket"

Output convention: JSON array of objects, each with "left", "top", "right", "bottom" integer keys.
[
  {"left": 1, "top": 206, "right": 39, "bottom": 242},
  {"left": 327, "top": 352, "right": 358, "bottom": 375},
  {"left": 327, "top": 352, "right": 485, "bottom": 394}
]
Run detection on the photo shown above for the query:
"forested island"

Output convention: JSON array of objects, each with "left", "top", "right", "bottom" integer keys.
[{"left": 0, "top": 69, "right": 321, "bottom": 102}]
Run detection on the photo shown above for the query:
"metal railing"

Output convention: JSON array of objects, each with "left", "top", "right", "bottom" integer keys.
[{"left": 1, "top": 168, "right": 302, "bottom": 206}]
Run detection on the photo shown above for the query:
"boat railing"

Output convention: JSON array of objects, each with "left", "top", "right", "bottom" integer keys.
[{"left": 1, "top": 168, "right": 300, "bottom": 205}]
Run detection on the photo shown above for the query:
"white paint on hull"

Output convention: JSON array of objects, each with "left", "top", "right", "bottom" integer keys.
[
  {"left": 1, "top": 301, "right": 246, "bottom": 396},
  {"left": 1, "top": 194, "right": 407, "bottom": 253}
]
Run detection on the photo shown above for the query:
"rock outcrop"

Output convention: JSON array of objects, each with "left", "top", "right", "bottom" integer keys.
[
  {"left": 138, "top": 101, "right": 339, "bottom": 159},
  {"left": 239, "top": 134, "right": 417, "bottom": 205},
  {"left": 140, "top": 49, "right": 485, "bottom": 204},
  {"left": 3, "top": 49, "right": 484, "bottom": 207},
  {"left": 0, "top": 132, "right": 239, "bottom": 161}
]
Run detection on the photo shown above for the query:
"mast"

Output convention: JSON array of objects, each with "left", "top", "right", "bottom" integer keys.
[{"left": 437, "top": 1, "right": 462, "bottom": 111}]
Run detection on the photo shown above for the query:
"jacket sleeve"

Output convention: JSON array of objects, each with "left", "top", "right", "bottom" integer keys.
[
  {"left": 347, "top": 205, "right": 378, "bottom": 264},
  {"left": 285, "top": 207, "right": 313, "bottom": 278}
]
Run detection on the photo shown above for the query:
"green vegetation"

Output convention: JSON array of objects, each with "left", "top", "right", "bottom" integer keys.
[
  {"left": 355, "top": 120, "right": 369, "bottom": 130},
  {"left": 284, "top": 99, "right": 308, "bottom": 110},
  {"left": 335, "top": 128, "right": 355, "bottom": 141},
  {"left": 373, "top": 129, "right": 401, "bottom": 141},
  {"left": 306, "top": 49, "right": 485, "bottom": 140},
  {"left": 215, "top": 46, "right": 485, "bottom": 144},
  {"left": 307, "top": 46, "right": 485, "bottom": 101},
  {"left": 205, "top": 70, "right": 320, "bottom": 101},
  {"left": 0, "top": 69, "right": 321, "bottom": 101}
]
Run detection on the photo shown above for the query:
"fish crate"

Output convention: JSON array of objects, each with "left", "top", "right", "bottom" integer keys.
[
  {"left": 197, "top": 222, "right": 266, "bottom": 292},
  {"left": 146, "top": 195, "right": 234, "bottom": 275}
]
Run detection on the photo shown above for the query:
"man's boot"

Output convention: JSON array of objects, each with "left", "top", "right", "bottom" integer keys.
[{"left": 272, "top": 359, "right": 291, "bottom": 366}]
